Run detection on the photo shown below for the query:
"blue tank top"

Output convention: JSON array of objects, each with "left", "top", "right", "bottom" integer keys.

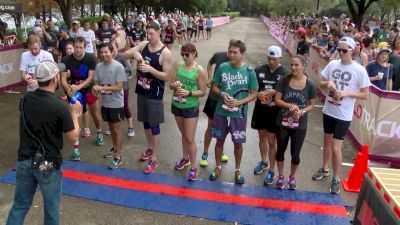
[{"left": 135, "top": 44, "right": 166, "bottom": 99}]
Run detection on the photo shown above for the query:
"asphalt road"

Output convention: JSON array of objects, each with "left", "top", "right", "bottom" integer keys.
[{"left": 0, "top": 17, "right": 358, "bottom": 225}]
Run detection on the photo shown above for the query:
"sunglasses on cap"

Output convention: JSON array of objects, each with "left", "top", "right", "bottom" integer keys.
[
  {"left": 337, "top": 48, "right": 350, "bottom": 53},
  {"left": 180, "top": 52, "right": 192, "bottom": 57}
]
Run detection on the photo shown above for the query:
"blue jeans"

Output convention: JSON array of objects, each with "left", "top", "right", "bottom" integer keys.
[{"left": 6, "top": 159, "right": 62, "bottom": 225}]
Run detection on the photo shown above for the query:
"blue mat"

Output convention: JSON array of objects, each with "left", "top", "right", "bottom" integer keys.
[{"left": 0, "top": 161, "right": 349, "bottom": 225}]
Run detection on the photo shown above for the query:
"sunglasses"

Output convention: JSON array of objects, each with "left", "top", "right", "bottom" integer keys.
[
  {"left": 180, "top": 52, "right": 191, "bottom": 58},
  {"left": 337, "top": 48, "right": 350, "bottom": 53}
]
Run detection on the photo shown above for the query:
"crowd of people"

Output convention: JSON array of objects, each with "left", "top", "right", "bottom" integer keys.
[
  {"left": 6, "top": 10, "right": 380, "bottom": 225},
  {"left": 275, "top": 13, "right": 400, "bottom": 91}
]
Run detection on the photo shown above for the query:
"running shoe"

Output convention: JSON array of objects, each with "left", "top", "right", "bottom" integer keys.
[
  {"left": 312, "top": 167, "right": 330, "bottom": 180},
  {"left": 109, "top": 157, "right": 122, "bottom": 169},
  {"left": 104, "top": 130, "right": 111, "bottom": 135},
  {"left": 199, "top": 152, "right": 208, "bottom": 167},
  {"left": 144, "top": 160, "right": 158, "bottom": 174},
  {"left": 96, "top": 133, "right": 105, "bottom": 146},
  {"left": 140, "top": 149, "right": 153, "bottom": 161},
  {"left": 103, "top": 148, "right": 115, "bottom": 158},
  {"left": 235, "top": 170, "right": 245, "bottom": 185},
  {"left": 188, "top": 168, "right": 198, "bottom": 181},
  {"left": 81, "top": 128, "right": 91, "bottom": 138},
  {"left": 264, "top": 170, "right": 275, "bottom": 186},
  {"left": 127, "top": 127, "right": 135, "bottom": 137},
  {"left": 175, "top": 158, "right": 190, "bottom": 170},
  {"left": 330, "top": 177, "right": 341, "bottom": 194},
  {"left": 288, "top": 176, "right": 297, "bottom": 190},
  {"left": 254, "top": 161, "right": 268, "bottom": 175},
  {"left": 209, "top": 167, "right": 222, "bottom": 181},
  {"left": 275, "top": 175, "right": 285, "bottom": 189},
  {"left": 71, "top": 149, "right": 80, "bottom": 161},
  {"left": 221, "top": 153, "right": 229, "bottom": 162}
]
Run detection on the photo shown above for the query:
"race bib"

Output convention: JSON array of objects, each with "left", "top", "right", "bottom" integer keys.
[
  {"left": 138, "top": 76, "right": 151, "bottom": 90},
  {"left": 100, "top": 84, "right": 112, "bottom": 95},
  {"left": 260, "top": 95, "right": 275, "bottom": 107},
  {"left": 282, "top": 114, "right": 299, "bottom": 128},
  {"left": 222, "top": 104, "right": 239, "bottom": 112},
  {"left": 173, "top": 95, "right": 187, "bottom": 103},
  {"left": 103, "top": 38, "right": 110, "bottom": 43},
  {"left": 327, "top": 91, "right": 342, "bottom": 106}
]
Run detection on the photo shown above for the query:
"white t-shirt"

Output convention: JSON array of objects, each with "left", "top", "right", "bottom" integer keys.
[
  {"left": 81, "top": 29, "right": 96, "bottom": 53},
  {"left": 69, "top": 28, "right": 83, "bottom": 38},
  {"left": 321, "top": 59, "right": 371, "bottom": 121},
  {"left": 19, "top": 50, "right": 54, "bottom": 91}
]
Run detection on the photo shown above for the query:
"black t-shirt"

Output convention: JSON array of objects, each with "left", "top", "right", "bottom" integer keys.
[
  {"left": 58, "top": 37, "right": 74, "bottom": 57},
  {"left": 255, "top": 64, "right": 289, "bottom": 107},
  {"left": 127, "top": 28, "right": 146, "bottom": 44},
  {"left": 297, "top": 41, "right": 309, "bottom": 55},
  {"left": 389, "top": 53, "right": 400, "bottom": 91},
  {"left": 209, "top": 52, "right": 230, "bottom": 100},
  {"left": 62, "top": 53, "right": 96, "bottom": 93},
  {"left": 18, "top": 89, "right": 74, "bottom": 162},
  {"left": 275, "top": 78, "right": 317, "bottom": 130},
  {"left": 95, "top": 28, "right": 117, "bottom": 47}
]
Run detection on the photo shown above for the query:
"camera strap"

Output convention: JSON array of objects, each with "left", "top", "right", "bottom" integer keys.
[{"left": 20, "top": 96, "right": 46, "bottom": 156}]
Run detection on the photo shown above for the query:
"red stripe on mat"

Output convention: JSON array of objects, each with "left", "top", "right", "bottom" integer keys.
[{"left": 63, "top": 170, "right": 348, "bottom": 217}]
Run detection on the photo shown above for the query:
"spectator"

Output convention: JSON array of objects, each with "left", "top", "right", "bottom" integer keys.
[
  {"left": 363, "top": 37, "right": 377, "bottom": 63},
  {"left": 367, "top": 44, "right": 393, "bottom": 90},
  {"left": 377, "top": 21, "right": 389, "bottom": 42},
  {"left": 390, "top": 37, "right": 400, "bottom": 90}
]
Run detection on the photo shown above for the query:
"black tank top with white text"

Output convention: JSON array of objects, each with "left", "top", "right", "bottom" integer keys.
[{"left": 135, "top": 43, "right": 166, "bottom": 99}]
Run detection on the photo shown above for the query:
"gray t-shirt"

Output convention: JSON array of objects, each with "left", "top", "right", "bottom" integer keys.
[
  {"left": 275, "top": 78, "right": 317, "bottom": 130},
  {"left": 94, "top": 60, "right": 127, "bottom": 108}
]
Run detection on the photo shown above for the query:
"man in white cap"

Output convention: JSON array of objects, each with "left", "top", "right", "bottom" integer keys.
[
  {"left": 312, "top": 37, "right": 371, "bottom": 194},
  {"left": 6, "top": 60, "right": 80, "bottom": 225},
  {"left": 251, "top": 45, "right": 289, "bottom": 185},
  {"left": 69, "top": 20, "right": 83, "bottom": 38}
]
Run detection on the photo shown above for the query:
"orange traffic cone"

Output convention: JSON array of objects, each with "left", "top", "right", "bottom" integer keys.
[{"left": 342, "top": 145, "right": 369, "bottom": 192}]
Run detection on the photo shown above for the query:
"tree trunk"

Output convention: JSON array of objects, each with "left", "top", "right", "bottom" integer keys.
[
  {"left": 55, "top": 0, "right": 73, "bottom": 27},
  {"left": 81, "top": 0, "right": 85, "bottom": 18}
]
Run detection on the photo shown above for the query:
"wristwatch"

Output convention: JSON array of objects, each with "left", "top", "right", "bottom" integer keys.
[
  {"left": 301, "top": 110, "right": 307, "bottom": 116},
  {"left": 188, "top": 91, "right": 192, "bottom": 97}
]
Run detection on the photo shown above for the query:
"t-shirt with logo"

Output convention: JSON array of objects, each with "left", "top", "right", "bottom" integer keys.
[
  {"left": 212, "top": 62, "right": 258, "bottom": 119},
  {"left": 80, "top": 29, "right": 96, "bottom": 53},
  {"left": 275, "top": 78, "right": 317, "bottom": 130},
  {"left": 19, "top": 50, "right": 54, "bottom": 91},
  {"left": 127, "top": 28, "right": 146, "bottom": 45},
  {"left": 255, "top": 64, "right": 289, "bottom": 107},
  {"left": 62, "top": 53, "right": 97, "bottom": 94},
  {"left": 321, "top": 59, "right": 371, "bottom": 121},
  {"left": 94, "top": 60, "right": 126, "bottom": 108},
  {"left": 95, "top": 28, "right": 117, "bottom": 48}
]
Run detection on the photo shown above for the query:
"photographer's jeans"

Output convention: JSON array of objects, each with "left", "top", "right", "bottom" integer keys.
[{"left": 6, "top": 159, "right": 62, "bottom": 225}]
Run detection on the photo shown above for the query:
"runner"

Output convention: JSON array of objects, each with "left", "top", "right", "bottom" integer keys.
[
  {"left": 251, "top": 46, "right": 289, "bottom": 186},
  {"left": 197, "top": 15, "right": 205, "bottom": 41},
  {"left": 20, "top": 35, "right": 54, "bottom": 92},
  {"left": 312, "top": 37, "right": 371, "bottom": 194},
  {"left": 200, "top": 40, "right": 235, "bottom": 167},
  {"left": 176, "top": 18, "right": 183, "bottom": 47},
  {"left": 95, "top": 19, "right": 117, "bottom": 54},
  {"left": 170, "top": 43, "right": 207, "bottom": 181},
  {"left": 206, "top": 16, "right": 213, "bottom": 40},
  {"left": 163, "top": 19, "right": 176, "bottom": 50},
  {"left": 69, "top": 20, "right": 82, "bottom": 38},
  {"left": 181, "top": 13, "right": 188, "bottom": 43},
  {"left": 81, "top": 20, "right": 97, "bottom": 56},
  {"left": 123, "top": 22, "right": 173, "bottom": 174},
  {"left": 61, "top": 37, "right": 104, "bottom": 161},
  {"left": 208, "top": 40, "right": 258, "bottom": 185},
  {"left": 274, "top": 55, "right": 317, "bottom": 190},
  {"left": 93, "top": 43, "right": 127, "bottom": 169}
]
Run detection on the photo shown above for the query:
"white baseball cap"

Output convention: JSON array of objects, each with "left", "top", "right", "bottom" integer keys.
[
  {"left": 267, "top": 45, "right": 282, "bottom": 58},
  {"left": 338, "top": 37, "right": 356, "bottom": 50},
  {"left": 35, "top": 61, "right": 66, "bottom": 82}
]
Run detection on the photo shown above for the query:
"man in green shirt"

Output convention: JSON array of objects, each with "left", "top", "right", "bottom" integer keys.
[{"left": 209, "top": 40, "right": 258, "bottom": 184}]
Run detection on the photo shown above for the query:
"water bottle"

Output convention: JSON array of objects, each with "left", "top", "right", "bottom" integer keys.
[{"left": 69, "top": 92, "right": 82, "bottom": 104}]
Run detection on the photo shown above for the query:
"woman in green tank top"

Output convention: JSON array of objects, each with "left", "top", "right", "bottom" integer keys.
[{"left": 169, "top": 43, "right": 207, "bottom": 181}]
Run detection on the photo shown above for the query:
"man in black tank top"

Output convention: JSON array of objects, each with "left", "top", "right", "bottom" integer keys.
[{"left": 124, "top": 22, "right": 174, "bottom": 174}]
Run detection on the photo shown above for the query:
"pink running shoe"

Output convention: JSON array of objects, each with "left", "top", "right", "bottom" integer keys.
[
  {"left": 140, "top": 149, "right": 153, "bottom": 161},
  {"left": 144, "top": 160, "right": 158, "bottom": 174},
  {"left": 188, "top": 168, "right": 198, "bottom": 181},
  {"left": 175, "top": 158, "right": 190, "bottom": 170}
]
